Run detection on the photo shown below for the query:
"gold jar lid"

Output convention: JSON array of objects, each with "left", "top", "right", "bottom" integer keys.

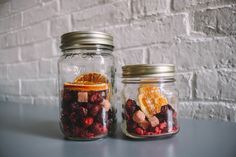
[
  {"left": 60, "top": 31, "right": 114, "bottom": 51},
  {"left": 122, "top": 64, "right": 175, "bottom": 78}
]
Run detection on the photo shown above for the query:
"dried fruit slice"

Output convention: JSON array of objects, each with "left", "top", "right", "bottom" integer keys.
[
  {"left": 73, "top": 72, "right": 112, "bottom": 99},
  {"left": 64, "top": 82, "right": 108, "bottom": 91},
  {"left": 74, "top": 72, "right": 108, "bottom": 84},
  {"left": 138, "top": 85, "right": 168, "bottom": 117}
]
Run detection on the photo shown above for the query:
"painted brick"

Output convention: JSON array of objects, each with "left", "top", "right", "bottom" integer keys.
[
  {"left": 51, "top": 15, "right": 71, "bottom": 37},
  {"left": 131, "top": 0, "right": 168, "bottom": 18},
  {"left": 6, "top": 95, "right": 33, "bottom": 104},
  {"left": 114, "top": 48, "right": 145, "bottom": 74},
  {"left": 172, "top": 0, "right": 236, "bottom": 12},
  {"left": 61, "top": 0, "right": 104, "bottom": 12},
  {"left": 105, "top": 14, "right": 187, "bottom": 49},
  {"left": 0, "top": 80, "right": 19, "bottom": 95},
  {"left": 17, "top": 21, "right": 50, "bottom": 45},
  {"left": 176, "top": 37, "right": 236, "bottom": 71},
  {"left": 23, "top": 1, "right": 58, "bottom": 26},
  {"left": 218, "top": 70, "right": 236, "bottom": 101},
  {"left": 196, "top": 70, "right": 219, "bottom": 100},
  {"left": 194, "top": 7, "right": 236, "bottom": 36},
  {"left": 0, "top": 32, "right": 18, "bottom": 48},
  {"left": 0, "top": 65, "right": 7, "bottom": 79},
  {"left": 0, "top": 2, "right": 10, "bottom": 18},
  {"left": 73, "top": 1, "right": 131, "bottom": 29},
  {"left": 148, "top": 43, "right": 176, "bottom": 64},
  {"left": 0, "top": 47, "right": 19, "bottom": 64},
  {"left": 176, "top": 73, "right": 193, "bottom": 100},
  {"left": 39, "top": 59, "right": 53, "bottom": 77},
  {"left": 11, "top": 0, "right": 38, "bottom": 12},
  {"left": 21, "top": 79, "right": 57, "bottom": 96},
  {"left": 34, "top": 96, "right": 59, "bottom": 106},
  {"left": 8, "top": 62, "right": 38, "bottom": 79},
  {"left": 0, "top": 13, "right": 21, "bottom": 33},
  {"left": 21, "top": 40, "right": 56, "bottom": 61}
]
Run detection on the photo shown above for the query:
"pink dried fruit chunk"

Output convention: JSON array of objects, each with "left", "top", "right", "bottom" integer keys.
[
  {"left": 148, "top": 116, "right": 159, "bottom": 127},
  {"left": 132, "top": 110, "right": 146, "bottom": 123},
  {"left": 77, "top": 92, "right": 88, "bottom": 102},
  {"left": 135, "top": 127, "right": 144, "bottom": 135},
  {"left": 138, "top": 120, "right": 149, "bottom": 130}
]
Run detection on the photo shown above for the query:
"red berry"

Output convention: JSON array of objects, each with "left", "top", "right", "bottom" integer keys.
[
  {"left": 160, "top": 122, "right": 167, "bottom": 130},
  {"left": 135, "top": 127, "right": 144, "bottom": 135},
  {"left": 71, "top": 102, "right": 80, "bottom": 111},
  {"left": 78, "top": 106, "right": 88, "bottom": 117},
  {"left": 89, "top": 92, "right": 103, "bottom": 103},
  {"left": 69, "top": 112, "right": 77, "bottom": 124},
  {"left": 84, "top": 117, "right": 94, "bottom": 127},
  {"left": 155, "top": 127, "right": 161, "bottom": 134},
  {"left": 127, "top": 120, "right": 138, "bottom": 131},
  {"left": 90, "top": 105, "right": 101, "bottom": 117},
  {"left": 84, "top": 131, "right": 94, "bottom": 138},
  {"left": 92, "top": 123, "right": 108, "bottom": 135}
]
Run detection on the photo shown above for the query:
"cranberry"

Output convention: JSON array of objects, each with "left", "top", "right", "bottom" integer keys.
[
  {"left": 127, "top": 120, "right": 138, "bottom": 131},
  {"left": 135, "top": 127, "right": 144, "bottom": 135},
  {"left": 83, "top": 117, "right": 94, "bottom": 127},
  {"left": 84, "top": 131, "right": 95, "bottom": 138},
  {"left": 90, "top": 105, "right": 101, "bottom": 117},
  {"left": 160, "top": 121, "right": 167, "bottom": 130},
  {"left": 125, "top": 99, "right": 137, "bottom": 115},
  {"left": 78, "top": 106, "right": 88, "bottom": 117},
  {"left": 69, "top": 112, "right": 77, "bottom": 124},
  {"left": 73, "top": 127, "right": 82, "bottom": 137},
  {"left": 89, "top": 92, "right": 103, "bottom": 103},
  {"left": 92, "top": 123, "right": 108, "bottom": 135},
  {"left": 71, "top": 102, "right": 80, "bottom": 111},
  {"left": 155, "top": 127, "right": 161, "bottom": 134},
  {"left": 62, "top": 90, "right": 72, "bottom": 101},
  {"left": 126, "top": 99, "right": 135, "bottom": 107},
  {"left": 156, "top": 114, "right": 167, "bottom": 123}
]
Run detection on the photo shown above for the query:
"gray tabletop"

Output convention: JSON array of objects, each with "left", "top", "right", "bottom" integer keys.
[{"left": 0, "top": 102, "right": 236, "bottom": 157}]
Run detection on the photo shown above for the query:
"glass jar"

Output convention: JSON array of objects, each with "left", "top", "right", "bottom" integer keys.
[
  {"left": 58, "top": 31, "right": 116, "bottom": 140},
  {"left": 121, "top": 64, "right": 179, "bottom": 139}
]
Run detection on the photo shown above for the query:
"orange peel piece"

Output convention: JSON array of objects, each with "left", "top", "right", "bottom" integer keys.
[
  {"left": 73, "top": 72, "right": 108, "bottom": 84},
  {"left": 138, "top": 85, "right": 168, "bottom": 117},
  {"left": 64, "top": 82, "right": 108, "bottom": 91},
  {"left": 72, "top": 72, "right": 112, "bottom": 98}
]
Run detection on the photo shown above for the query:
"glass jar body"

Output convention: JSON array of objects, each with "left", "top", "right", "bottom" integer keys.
[
  {"left": 58, "top": 49, "right": 116, "bottom": 140},
  {"left": 121, "top": 79, "right": 179, "bottom": 138}
]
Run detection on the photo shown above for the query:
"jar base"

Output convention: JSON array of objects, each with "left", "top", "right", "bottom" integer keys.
[
  {"left": 65, "top": 134, "right": 108, "bottom": 141},
  {"left": 121, "top": 122, "right": 179, "bottom": 139}
]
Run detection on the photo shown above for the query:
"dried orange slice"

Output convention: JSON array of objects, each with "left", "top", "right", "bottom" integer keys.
[
  {"left": 64, "top": 82, "right": 108, "bottom": 91},
  {"left": 74, "top": 72, "right": 108, "bottom": 84},
  {"left": 138, "top": 85, "right": 168, "bottom": 117}
]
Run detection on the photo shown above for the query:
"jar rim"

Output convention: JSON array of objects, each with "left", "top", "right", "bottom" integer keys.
[
  {"left": 60, "top": 31, "right": 114, "bottom": 51},
  {"left": 122, "top": 64, "right": 175, "bottom": 78}
]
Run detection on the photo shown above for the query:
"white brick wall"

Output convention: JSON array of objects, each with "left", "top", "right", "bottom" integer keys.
[{"left": 0, "top": 0, "right": 235, "bottom": 121}]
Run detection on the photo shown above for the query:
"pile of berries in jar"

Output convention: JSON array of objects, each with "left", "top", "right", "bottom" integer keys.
[
  {"left": 60, "top": 73, "right": 116, "bottom": 140},
  {"left": 122, "top": 85, "right": 179, "bottom": 138}
]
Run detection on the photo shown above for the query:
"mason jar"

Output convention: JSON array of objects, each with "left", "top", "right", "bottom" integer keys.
[
  {"left": 121, "top": 64, "right": 179, "bottom": 139},
  {"left": 58, "top": 31, "right": 116, "bottom": 140}
]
